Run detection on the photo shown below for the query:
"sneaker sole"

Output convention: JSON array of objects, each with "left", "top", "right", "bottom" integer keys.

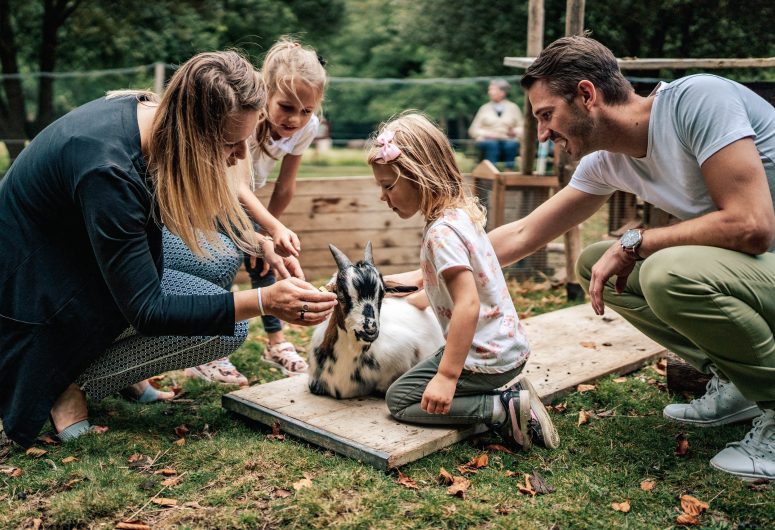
[
  {"left": 663, "top": 405, "right": 762, "bottom": 427},
  {"left": 517, "top": 375, "right": 561, "bottom": 449},
  {"left": 507, "top": 390, "right": 532, "bottom": 451},
  {"left": 709, "top": 459, "right": 774, "bottom": 482}
]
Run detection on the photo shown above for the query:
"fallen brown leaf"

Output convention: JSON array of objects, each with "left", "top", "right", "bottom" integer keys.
[
  {"left": 484, "top": 444, "right": 514, "bottom": 455},
  {"left": 680, "top": 494, "right": 709, "bottom": 516},
  {"left": 116, "top": 522, "right": 152, "bottom": 530},
  {"left": 458, "top": 453, "right": 489, "bottom": 474},
  {"left": 528, "top": 471, "right": 555, "bottom": 495},
  {"left": 174, "top": 424, "right": 189, "bottom": 438},
  {"left": 293, "top": 476, "right": 313, "bottom": 491},
  {"left": 612, "top": 500, "right": 631, "bottom": 513},
  {"left": 446, "top": 476, "right": 471, "bottom": 498},
  {"left": 63, "top": 478, "right": 81, "bottom": 489},
  {"left": 267, "top": 421, "right": 286, "bottom": 442},
  {"left": 675, "top": 433, "right": 689, "bottom": 456},
  {"left": 640, "top": 479, "right": 656, "bottom": 491},
  {"left": 0, "top": 465, "right": 23, "bottom": 478},
  {"left": 438, "top": 467, "right": 454, "bottom": 485},
  {"left": 273, "top": 488, "right": 292, "bottom": 498},
  {"left": 25, "top": 447, "right": 47, "bottom": 458},
  {"left": 613, "top": 377, "right": 628, "bottom": 383},
  {"left": 173, "top": 437, "right": 186, "bottom": 446},
  {"left": 397, "top": 471, "right": 419, "bottom": 490},
  {"left": 151, "top": 497, "right": 178, "bottom": 507},
  {"left": 517, "top": 474, "right": 536, "bottom": 496},
  {"left": 154, "top": 468, "right": 177, "bottom": 476},
  {"left": 579, "top": 341, "right": 597, "bottom": 349},
  {"left": 550, "top": 403, "right": 567, "bottom": 414},
  {"left": 578, "top": 410, "right": 591, "bottom": 426},
  {"left": 61, "top": 456, "right": 78, "bottom": 464},
  {"left": 504, "top": 470, "right": 517, "bottom": 477},
  {"left": 654, "top": 358, "right": 667, "bottom": 376},
  {"left": 38, "top": 434, "right": 60, "bottom": 446},
  {"left": 183, "top": 501, "right": 203, "bottom": 509},
  {"left": 161, "top": 476, "right": 183, "bottom": 487},
  {"left": 676, "top": 513, "right": 700, "bottom": 526},
  {"left": 577, "top": 384, "right": 596, "bottom": 393}
]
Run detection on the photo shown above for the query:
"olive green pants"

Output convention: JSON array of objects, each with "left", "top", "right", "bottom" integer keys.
[
  {"left": 385, "top": 348, "right": 522, "bottom": 425},
  {"left": 577, "top": 241, "right": 775, "bottom": 408}
]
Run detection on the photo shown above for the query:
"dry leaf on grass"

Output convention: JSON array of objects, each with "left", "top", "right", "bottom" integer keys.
[
  {"left": 654, "top": 358, "right": 667, "bottom": 376},
  {"left": 550, "top": 403, "right": 567, "bottom": 414},
  {"left": 397, "top": 471, "right": 419, "bottom": 490},
  {"left": 173, "top": 437, "right": 186, "bottom": 446},
  {"left": 504, "top": 470, "right": 517, "bottom": 477},
  {"left": 676, "top": 513, "right": 700, "bottom": 525},
  {"left": 25, "top": 447, "right": 47, "bottom": 458},
  {"left": 517, "top": 474, "right": 536, "bottom": 496},
  {"left": 293, "top": 476, "right": 313, "bottom": 491},
  {"left": 115, "top": 522, "right": 152, "bottom": 530},
  {"left": 438, "top": 467, "right": 454, "bottom": 485},
  {"left": 680, "top": 495, "right": 709, "bottom": 516},
  {"left": 183, "top": 501, "right": 203, "bottom": 509},
  {"left": 446, "top": 476, "right": 471, "bottom": 498},
  {"left": 577, "top": 384, "right": 596, "bottom": 393},
  {"left": 38, "top": 434, "right": 60, "bottom": 446},
  {"left": 578, "top": 410, "right": 591, "bottom": 426},
  {"left": 675, "top": 433, "right": 689, "bottom": 456},
  {"left": 0, "top": 465, "right": 23, "bottom": 478},
  {"left": 484, "top": 444, "right": 514, "bottom": 455},
  {"left": 612, "top": 500, "right": 631, "bottom": 513},
  {"left": 613, "top": 377, "right": 628, "bottom": 383},
  {"left": 174, "top": 424, "right": 189, "bottom": 438},
  {"left": 640, "top": 479, "right": 656, "bottom": 491},
  {"left": 151, "top": 498, "right": 178, "bottom": 507},
  {"left": 458, "top": 453, "right": 489, "bottom": 474},
  {"left": 528, "top": 471, "right": 555, "bottom": 495},
  {"left": 267, "top": 421, "right": 285, "bottom": 442},
  {"left": 273, "top": 488, "right": 292, "bottom": 498},
  {"left": 154, "top": 468, "right": 177, "bottom": 476},
  {"left": 64, "top": 478, "right": 82, "bottom": 489},
  {"left": 161, "top": 476, "right": 183, "bottom": 487},
  {"left": 61, "top": 456, "right": 78, "bottom": 464}
]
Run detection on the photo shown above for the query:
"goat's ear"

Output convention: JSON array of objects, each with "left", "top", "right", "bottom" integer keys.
[
  {"left": 364, "top": 241, "right": 373, "bottom": 264},
  {"left": 385, "top": 282, "right": 419, "bottom": 294},
  {"left": 329, "top": 244, "right": 352, "bottom": 271}
]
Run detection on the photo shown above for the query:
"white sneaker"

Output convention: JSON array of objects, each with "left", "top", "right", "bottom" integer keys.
[
  {"left": 710, "top": 409, "right": 775, "bottom": 480},
  {"left": 663, "top": 368, "right": 761, "bottom": 427}
]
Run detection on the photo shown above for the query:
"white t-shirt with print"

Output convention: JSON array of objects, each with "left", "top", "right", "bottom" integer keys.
[
  {"left": 421, "top": 208, "right": 530, "bottom": 374},
  {"left": 570, "top": 75, "right": 775, "bottom": 250},
  {"left": 249, "top": 114, "right": 320, "bottom": 189}
]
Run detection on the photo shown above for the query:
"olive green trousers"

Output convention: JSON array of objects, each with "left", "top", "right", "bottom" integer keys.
[{"left": 577, "top": 242, "right": 775, "bottom": 409}]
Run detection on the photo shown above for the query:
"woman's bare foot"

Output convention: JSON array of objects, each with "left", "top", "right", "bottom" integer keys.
[{"left": 50, "top": 383, "right": 88, "bottom": 433}]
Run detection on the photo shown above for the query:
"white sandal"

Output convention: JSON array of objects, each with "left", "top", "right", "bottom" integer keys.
[{"left": 263, "top": 342, "right": 308, "bottom": 376}]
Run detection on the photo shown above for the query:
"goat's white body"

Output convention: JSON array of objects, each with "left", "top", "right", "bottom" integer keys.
[{"left": 308, "top": 298, "right": 444, "bottom": 399}]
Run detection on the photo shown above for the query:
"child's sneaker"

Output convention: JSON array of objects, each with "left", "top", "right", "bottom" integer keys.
[
  {"left": 263, "top": 342, "right": 308, "bottom": 376},
  {"left": 492, "top": 388, "right": 532, "bottom": 450},
  {"left": 498, "top": 375, "right": 560, "bottom": 450},
  {"left": 184, "top": 357, "right": 248, "bottom": 386}
]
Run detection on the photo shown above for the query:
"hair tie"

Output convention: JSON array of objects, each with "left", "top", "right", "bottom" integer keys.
[{"left": 376, "top": 130, "right": 401, "bottom": 162}]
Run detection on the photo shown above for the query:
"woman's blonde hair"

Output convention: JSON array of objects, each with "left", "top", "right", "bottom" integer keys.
[
  {"left": 254, "top": 36, "right": 327, "bottom": 157},
  {"left": 366, "top": 112, "right": 486, "bottom": 228},
  {"left": 148, "top": 50, "right": 263, "bottom": 256}
]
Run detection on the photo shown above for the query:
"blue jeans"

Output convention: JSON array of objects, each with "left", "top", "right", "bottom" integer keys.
[{"left": 478, "top": 139, "right": 519, "bottom": 169}]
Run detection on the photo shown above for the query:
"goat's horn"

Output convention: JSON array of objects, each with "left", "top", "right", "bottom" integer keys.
[
  {"left": 364, "top": 241, "right": 374, "bottom": 264},
  {"left": 329, "top": 244, "right": 352, "bottom": 271}
]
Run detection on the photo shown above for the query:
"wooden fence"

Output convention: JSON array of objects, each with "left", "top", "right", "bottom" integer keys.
[{"left": 249, "top": 176, "right": 425, "bottom": 281}]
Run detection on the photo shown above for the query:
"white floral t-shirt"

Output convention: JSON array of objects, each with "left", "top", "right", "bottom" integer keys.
[{"left": 421, "top": 208, "right": 530, "bottom": 373}]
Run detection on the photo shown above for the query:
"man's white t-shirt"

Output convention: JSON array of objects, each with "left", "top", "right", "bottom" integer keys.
[
  {"left": 249, "top": 114, "right": 320, "bottom": 189},
  {"left": 570, "top": 75, "right": 775, "bottom": 247}
]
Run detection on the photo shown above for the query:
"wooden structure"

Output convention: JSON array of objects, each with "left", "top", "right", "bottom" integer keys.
[
  {"left": 471, "top": 160, "right": 558, "bottom": 277},
  {"left": 223, "top": 303, "right": 666, "bottom": 470},
  {"left": 240, "top": 176, "right": 424, "bottom": 281}
]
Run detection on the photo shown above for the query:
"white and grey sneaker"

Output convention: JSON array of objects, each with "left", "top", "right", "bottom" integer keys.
[
  {"left": 663, "top": 367, "right": 761, "bottom": 427},
  {"left": 710, "top": 409, "right": 775, "bottom": 481}
]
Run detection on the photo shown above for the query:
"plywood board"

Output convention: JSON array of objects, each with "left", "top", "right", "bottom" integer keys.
[{"left": 223, "top": 303, "right": 666, "bottom": 470}]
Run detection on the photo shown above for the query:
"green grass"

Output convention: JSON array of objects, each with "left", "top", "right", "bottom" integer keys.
[{"left": 2, "top": 284, "right": 773, "bottom": 529}]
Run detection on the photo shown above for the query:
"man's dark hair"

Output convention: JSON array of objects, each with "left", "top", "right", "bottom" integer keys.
[{"left": 521, "top": 35, "right": 633, "bottom": 105}]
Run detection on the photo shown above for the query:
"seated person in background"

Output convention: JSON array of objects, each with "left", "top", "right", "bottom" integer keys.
[{"left": 468, "top": 79, "right": 524, "bottom": 170}]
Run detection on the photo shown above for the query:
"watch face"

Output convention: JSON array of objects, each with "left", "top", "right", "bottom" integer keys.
[{"left": 621, "top": 229, "right": 641, "bottom": 248}]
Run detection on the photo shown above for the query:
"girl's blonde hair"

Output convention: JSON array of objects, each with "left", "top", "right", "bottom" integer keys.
[
  {"left": 366, "top": 112, "right": 486, "bottom": 228},
  {"left": 254, "top": 36, "right": 327, "bottom": 157},
  {"left": 148, "top": 50, "right": 262, "bottom": 256}
]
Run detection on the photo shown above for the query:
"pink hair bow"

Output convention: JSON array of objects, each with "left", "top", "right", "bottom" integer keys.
[{"left": 377, "top": 130, "right": 401, "bottom": 162}]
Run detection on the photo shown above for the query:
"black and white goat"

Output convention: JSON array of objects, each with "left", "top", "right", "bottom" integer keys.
[{"left": 308, "top": 242, "right": 444, "bottom": 399}]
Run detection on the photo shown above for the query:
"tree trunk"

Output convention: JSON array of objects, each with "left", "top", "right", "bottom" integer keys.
[{"left": 0, "top": 0, "right": 28, "bottom": 160}]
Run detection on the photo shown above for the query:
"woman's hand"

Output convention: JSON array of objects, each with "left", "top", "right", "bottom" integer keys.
[
  {"left": 420, "top": 373, "right": 458, "bottom": 415},
  {"left": 269, "top": 225, "right": 301, "bottom": 258},
  {"left": 261, "top": 277, "right": 337, "bottom": 325}
]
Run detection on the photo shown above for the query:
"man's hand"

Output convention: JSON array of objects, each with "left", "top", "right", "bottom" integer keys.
[
  {"left": 588, "top": 243, "right": 637, "bottom": 315},
  {"left": 420, "top": 373, "right": 458, "bottom": 415}
]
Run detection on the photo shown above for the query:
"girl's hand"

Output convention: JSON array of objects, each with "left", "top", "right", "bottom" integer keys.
[
  {"left": 384, "top": 269, "right": 423, "bottom": 297},
  {"left": 420, "top": 373, "right": 458, "bottom": 415},
  {"left": 280, "top": 255, "right": 305, "bottom": 281},
  {"left": 258, "top": 237, "right": 291, "bottom": 279},
  {"left": 269, "top": 226, "right": 301, "bottom": 258}
]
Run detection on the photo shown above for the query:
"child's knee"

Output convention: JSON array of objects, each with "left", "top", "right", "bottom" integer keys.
[{"left": 385, "top": 380, "right": 412, "bottom": 419}]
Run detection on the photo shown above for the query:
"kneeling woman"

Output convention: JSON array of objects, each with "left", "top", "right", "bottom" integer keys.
[{"left": 0, "top": 50, "right": 336, "bottom": 448}]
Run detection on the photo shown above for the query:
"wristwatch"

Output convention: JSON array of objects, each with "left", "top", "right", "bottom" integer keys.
[{"left": 619, "top": 228, "right": 645, "bottom": 260}]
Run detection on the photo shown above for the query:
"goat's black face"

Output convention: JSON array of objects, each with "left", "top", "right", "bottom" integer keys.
[{"left": 330, "top": 242, "right": 385, "bottom": 343}]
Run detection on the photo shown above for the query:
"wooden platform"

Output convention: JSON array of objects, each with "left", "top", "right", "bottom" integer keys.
[{"left": 223, "top": 303, "right": 666, "bottom": 470}]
